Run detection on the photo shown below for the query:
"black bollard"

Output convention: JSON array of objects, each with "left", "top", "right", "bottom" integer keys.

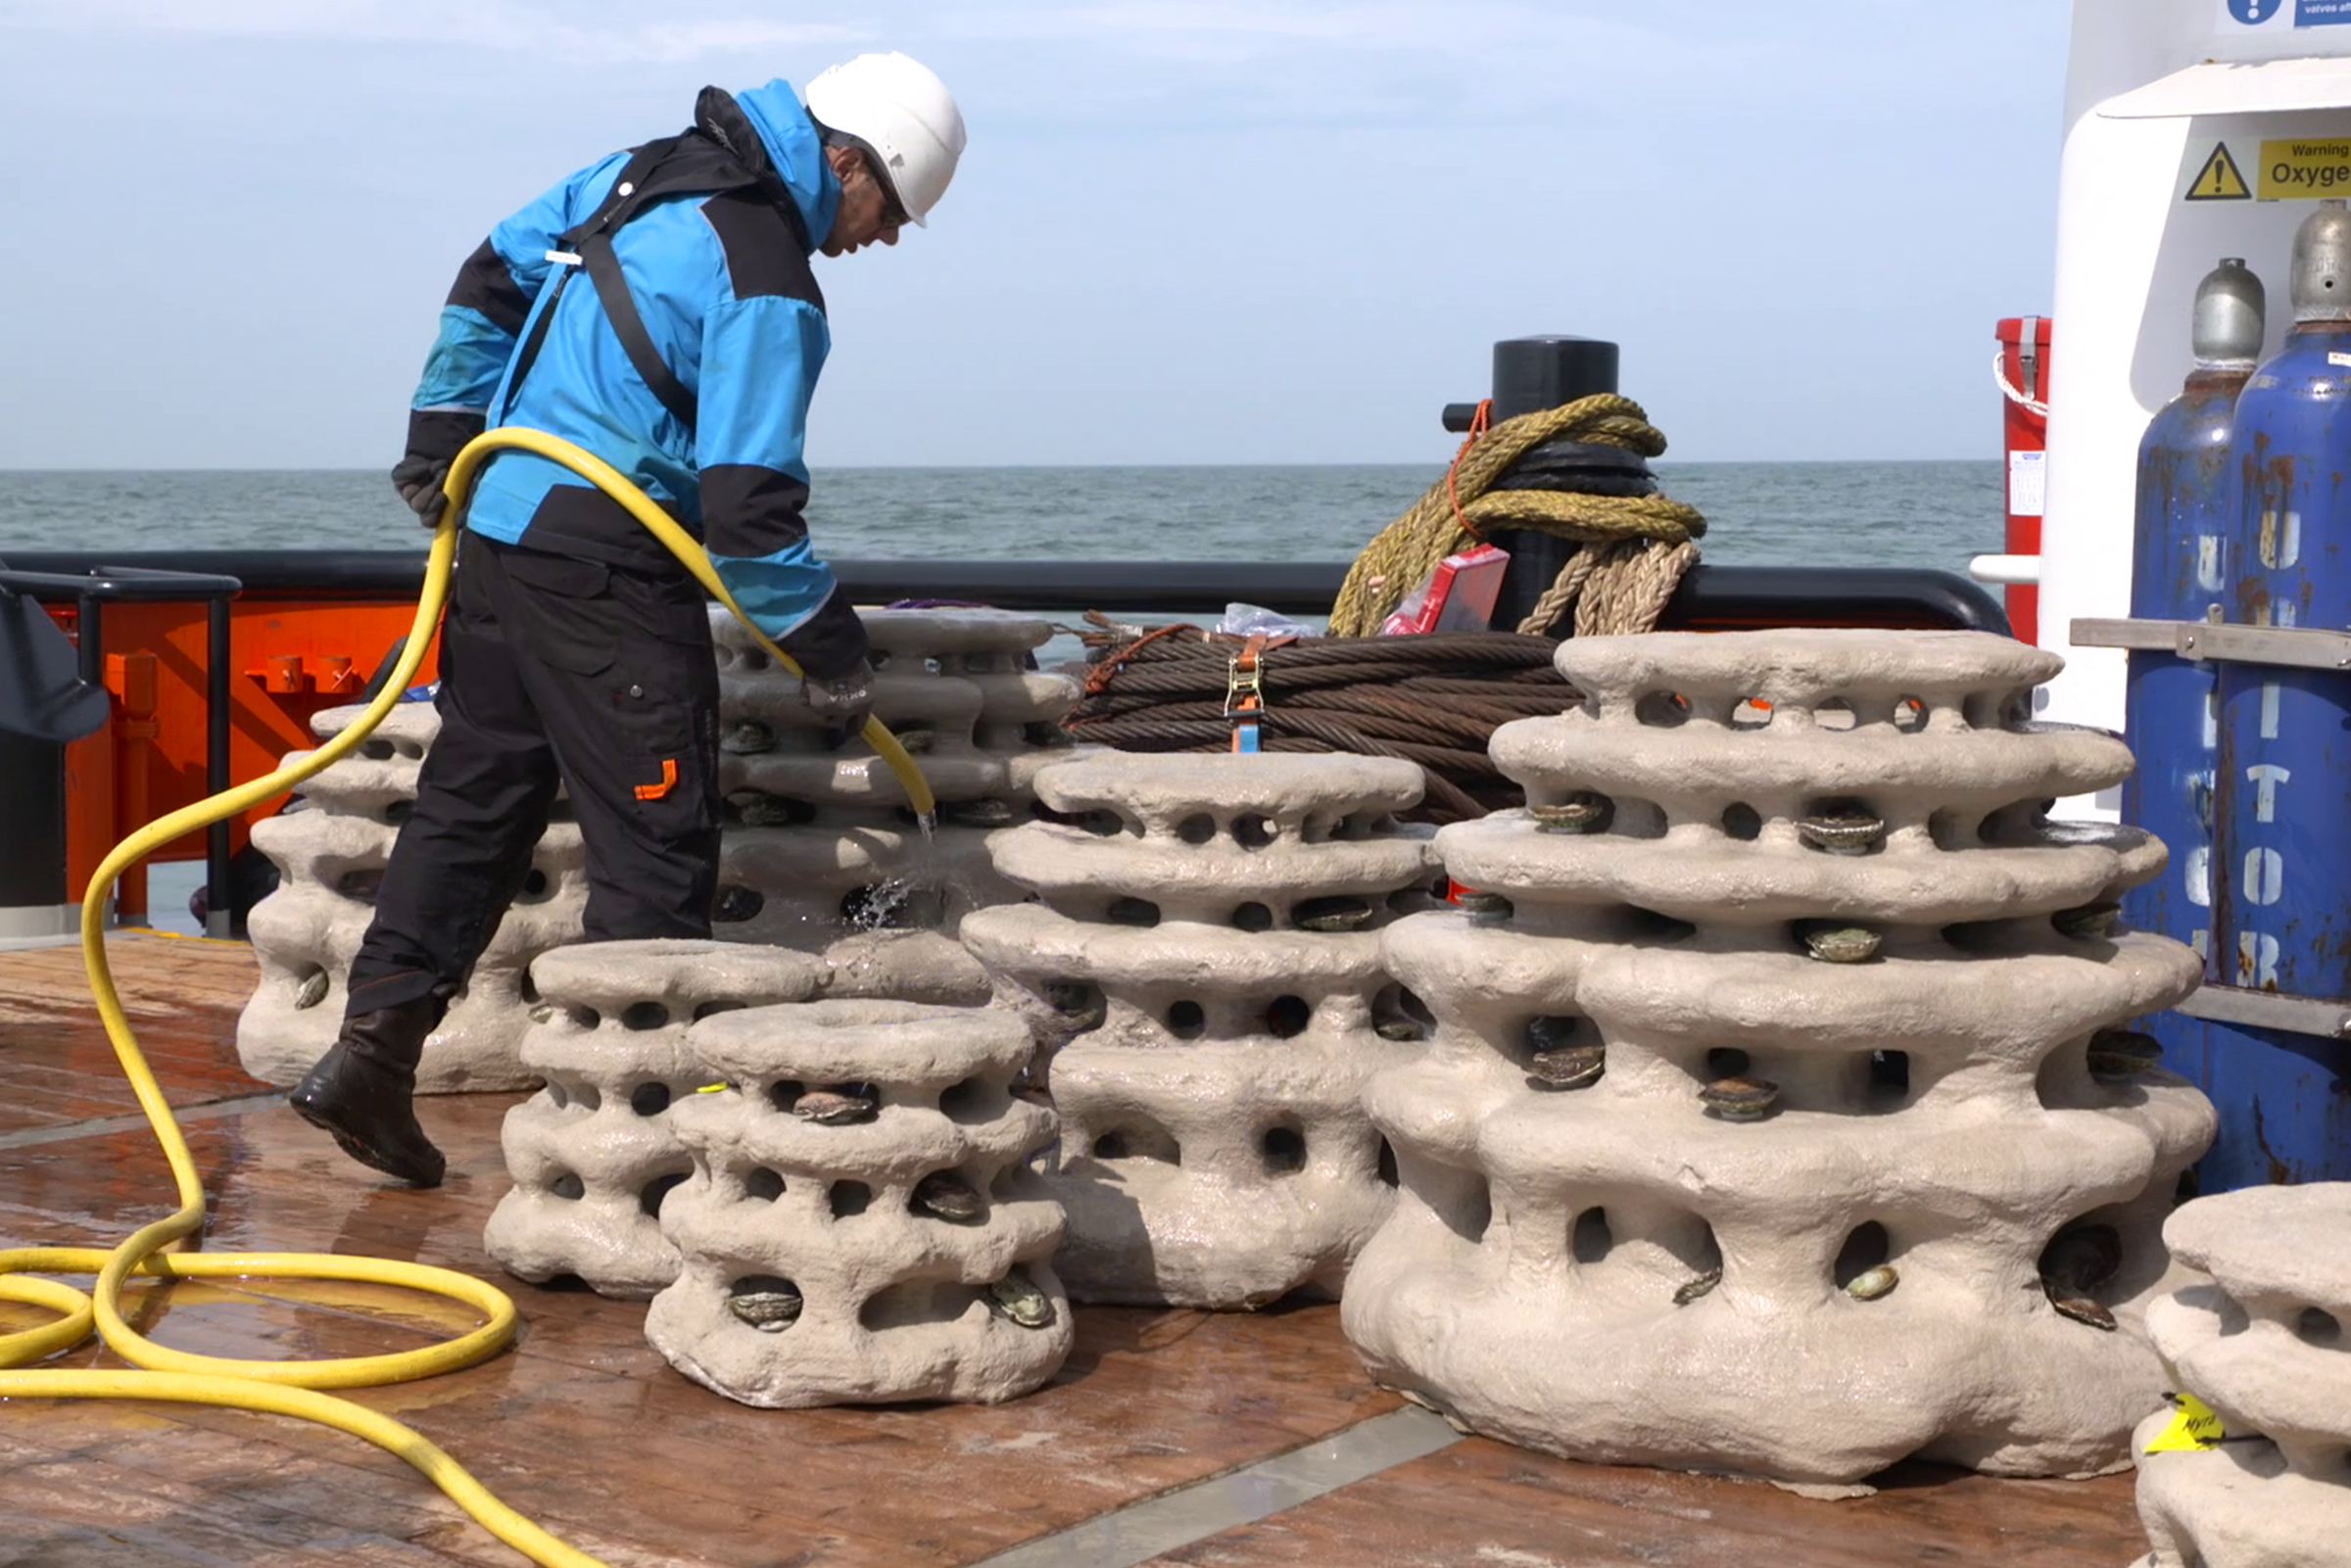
[{"left": 1440, "top": 337, "right": 1657, "bottom": 635}]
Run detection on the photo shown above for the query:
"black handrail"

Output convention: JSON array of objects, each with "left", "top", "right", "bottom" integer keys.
[
  {"left": 0, "top": 550, "right": 2012, "bottom": 634},
  {"left": 0, "top": 564, "right": 244, "bottom": 935}
]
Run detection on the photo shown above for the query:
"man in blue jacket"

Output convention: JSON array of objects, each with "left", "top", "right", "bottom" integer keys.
[{"left": 291, "top": 55, "right": 966, "bottom": 1186}]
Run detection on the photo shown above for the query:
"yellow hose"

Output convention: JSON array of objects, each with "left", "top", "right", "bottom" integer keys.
[{"left": 0, "top": 427, "right": 936, "bottom": 1566}]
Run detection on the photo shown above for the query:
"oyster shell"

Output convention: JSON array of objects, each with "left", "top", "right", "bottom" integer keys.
[
  {"left": 1530, "top": 791, "right": 1610, "bottom": 834},
  {"left": 1673, "top": 1267, "right": 1723, "bottom": 1306},
  {"left": 913, "top": 1170, "right": 984, "bottom": 1223},
  {"left": 986, "top": 1272, "right": 1055, "bottom": 1330},
  {"left": 1700, "top": 1075, "right": 1780, "bottom": 1121}
]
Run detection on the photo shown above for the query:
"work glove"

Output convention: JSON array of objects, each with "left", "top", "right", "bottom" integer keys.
[
  {"left": 391, "top": 409, "right": 488, "bottom": 530},
  {"left": 800, "top": 659, "right": 877, "bottom": 750},
  {"left": 391, "top": 453, "right": 454, "bottom": 528}
]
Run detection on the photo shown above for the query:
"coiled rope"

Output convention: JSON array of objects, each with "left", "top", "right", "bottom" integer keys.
[{"left": 1327, "top": 394, "right": 1706, "bottom": 639}]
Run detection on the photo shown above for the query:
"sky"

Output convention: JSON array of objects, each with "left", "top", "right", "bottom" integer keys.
[{"left": 0, "top": 1, "right": 2072, "bottom": 468}]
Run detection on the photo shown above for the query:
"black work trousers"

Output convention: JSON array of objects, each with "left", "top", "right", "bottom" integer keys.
[{"left": 343, "top": 530, "right": 721, "bottom": 1023}]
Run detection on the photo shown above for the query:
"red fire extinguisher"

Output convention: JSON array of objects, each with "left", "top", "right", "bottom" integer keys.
[{"left": 1994, "top": 316, "right": 2050, "bottom": 645}]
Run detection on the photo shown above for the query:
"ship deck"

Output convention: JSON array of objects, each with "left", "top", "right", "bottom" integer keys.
[{"left": 1, "top": 934, "right": 2147, "bottom": 1568}]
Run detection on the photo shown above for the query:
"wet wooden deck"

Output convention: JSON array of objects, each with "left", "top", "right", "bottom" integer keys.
[{"left": 0, "top": 934, "right": 2149, "bottom": 1567}]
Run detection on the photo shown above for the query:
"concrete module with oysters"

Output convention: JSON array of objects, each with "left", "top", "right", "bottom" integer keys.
[
  {"left": 1341, "top": 630, "right": 2217, "bottom": 1492},
  {"left": 964, "top": 751, "right": 1442, "bottom": 1308}
]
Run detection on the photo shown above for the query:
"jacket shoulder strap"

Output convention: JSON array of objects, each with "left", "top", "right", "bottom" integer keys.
[{"left": 514, "top": 130, "right": 799, "bottom": 433}]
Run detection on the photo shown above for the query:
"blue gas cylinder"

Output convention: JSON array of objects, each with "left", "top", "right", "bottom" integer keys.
[
  {"left": 2209, "top": 202, "right": 2351, "bottom": 1188},
  {"left": 2121, "top": 259, "right": 2263, "bottom": 1166}
]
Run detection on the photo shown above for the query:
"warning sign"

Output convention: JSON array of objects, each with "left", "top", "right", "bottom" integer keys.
[
  {"left": 2187, "top": 142, "right": 2253, "bottom": 201},
  {"left": 2260, "top": 138, "right": 2351, "bottom": 199}
]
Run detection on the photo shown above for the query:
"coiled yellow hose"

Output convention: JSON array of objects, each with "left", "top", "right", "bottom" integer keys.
[{"left": 0, "top": 427, "right": 935, "bottom": 1565}]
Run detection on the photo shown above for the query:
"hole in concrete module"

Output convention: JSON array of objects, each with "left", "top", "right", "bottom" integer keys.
[
  {"left": 2298, "top": 1307, "right": 2343, "bottom": 1348},
  {"left": 1166, "top": 1000, "right": 1207, "bottom": 1039},
  {"left": 1706, "top": 1048, "right": 1751, "bottom": 1079},
  {"left": 517, "top": 970, "right": 541, "bottom": 1005},
  {"left": 939, "top": 1076, "right": 994, "bottom": 1123},
  {"left": 359, "top": 738, "right": 396, "bottom": 761},
  {"left": 693, "top": 999, "right": 747, "bottom": 1022},
  {"left": 1293, "top": 893, "right": 1375, "bottom": 931},
  {"left": 640, "top": 1172, "right": 688, "bottom": 1218},
  {"left": 550, "top": 1172, "right": 585, "bottom": 1201},
  {"left": 1729, "top": 699, "right": 1772, "bottom": 732},
  {"left": 383, "top": 799, "right": 412, "bottom": 826},
  {"left": 1635, "top": 690, "right": 1690, "bottom": 728},
  {"left": 1870, "top": 1051, "right": 1910, "bottom": 1099},
  {"left": 621, "top": 1002, "right": 670, "bottom": 1032},
  {"left": 1376, "top": 1139, "right": 1401, "bottom": 1187},
  {"left": 1894, "top": 696, "right": 1928, "bottom": 732},
  {"left": 1107, "top": 896, "right": 1161, "bottom": 927},
  {"left": 859, "top": 1280, "right": 978, "bottom": 1333},
  {"left": 745, "top": 1167, "right": 786, "bottom": 1202},
  {"left": 1266, "top": 995, "right": 1312, "bottom": 1038},
  {"left": 335, "top": 869, "right": 383, "bottom": 903},
  {"left": 1261, "top": 1125, "right": 1307, "bottom": 1175},
  {"left": 630, "top": 1081, "right": 672, "bottom": 1117},
  {"left": 1572, "top": 1207, "right": 1613, "bottom": 1264},
  {"left": 1233, "top": 814, "right": 1276, "bottom": 849},
  {"left": 1834, "top": 1222, "right": 1892, "bottom": 1288},
  {"left": 573, "top": 1084, "right": 602, "bottom": 1112},
  {"left": 829, "top": 1180, "right": 872, "bottom": 1217},
  {"left": 1720, "top": 802, "right": 1762, "bottom": 840},
  {"left": 546, "top": 1079, "right": 569, "bottom": 1110},
  {"left": 1177, "top": 813, "right": 1217, "bottom": 845},
  {"left": 1230, "top": 901, "right": 1274, "bottom": 932},
  {"left": 1092, "top": 1122, "right": 1180, "bottom": 1164},
  {"left": 767, "top": 1079, "right": 806, "bottom": 1114},
  {"left": 1372, "top": 984, "right": 1434, "bottom": 1042},
  {"left": 566, "top": 1006, "right": 601, "bottom": 1030},
  {"left": 518, "top": 868, "right": 551, "bottom": 901},
  {"left": 1040, "top": 979, "right": 1105, "bottom": 1029},
  {"left": 1624, "top": 905, "right": 1696, "bottom": 943},
  {"left": 1815, "top": 698, "right": 1858, "bottom": 732}
]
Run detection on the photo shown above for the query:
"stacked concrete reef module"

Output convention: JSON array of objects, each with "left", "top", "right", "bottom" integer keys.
[
  {"left": 1341, "top": 630, "right": 2219, "bottom": 1492},
  {"left": 482, "top": 940, "right": 825, "bottom": 1299},
  {"left": 962, "top": 752, "right": 1440, "bottom": 1309},
  {"left": 236, "top": 608, "right": 1078, "bottom": 1093},
  {"left": 2132, "top": 1185, "right": 2351, "bottom": 1568},
  {"left": 645, "top": 1000, "right": 1071, "bottom": 1407}
]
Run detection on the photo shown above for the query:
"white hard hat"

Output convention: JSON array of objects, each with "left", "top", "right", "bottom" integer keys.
[{"left": 802, "top": 52, "right": 965, "bottom": 227}]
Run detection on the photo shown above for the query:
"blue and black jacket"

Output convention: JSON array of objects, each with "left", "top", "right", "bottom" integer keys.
[{"left": 404, "top": 80, "right": 866, "bottom": 676}]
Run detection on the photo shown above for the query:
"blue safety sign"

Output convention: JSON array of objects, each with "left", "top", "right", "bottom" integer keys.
[{"left": 2226, "top": 0, "right": 2351, "bottom": 24}]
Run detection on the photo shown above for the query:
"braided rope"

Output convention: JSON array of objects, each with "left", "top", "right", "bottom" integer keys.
[{"left": 1327, "top": 394, "right": 1707, "bottom": 639}]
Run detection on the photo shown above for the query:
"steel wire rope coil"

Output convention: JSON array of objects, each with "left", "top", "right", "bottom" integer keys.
[{"left": 1065, "top": 620, "right": 1577, "bottom": 823}]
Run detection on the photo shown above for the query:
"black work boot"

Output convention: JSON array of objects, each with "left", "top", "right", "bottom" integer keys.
[{"left": 289, "top": 998, "right": 447, "bottom": 1187}]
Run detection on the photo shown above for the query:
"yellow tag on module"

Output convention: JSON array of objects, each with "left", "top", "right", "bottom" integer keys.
[{"left": 2145, "top": 1394, "right": 2227, "bottom": 1453}]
